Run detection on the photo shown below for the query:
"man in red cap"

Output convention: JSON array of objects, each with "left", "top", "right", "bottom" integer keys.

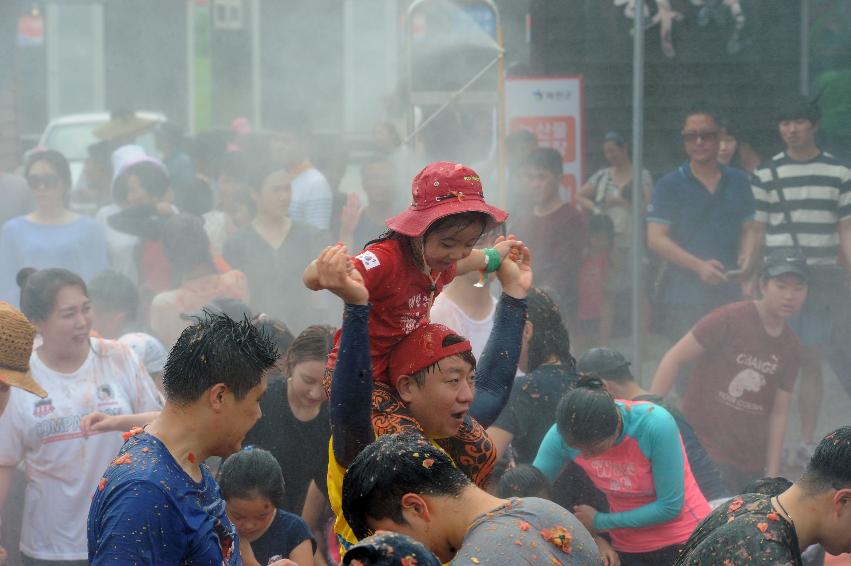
[
  {"left": 311, "top": 239, "right": 531, "bottom": 549},
  {"left": 305, "top": 161, "right": 519, "bottom": 490}
]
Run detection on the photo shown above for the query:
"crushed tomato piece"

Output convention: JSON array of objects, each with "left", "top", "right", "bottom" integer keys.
[
  {"left": 112, "top": 453, "right": 132, "bottom": 465},
  {"left": 122, "top": 426, "right": 144, "bottom": 442},
  {"left": 540, "top": 526, "right": 573, "bottom": 554}
]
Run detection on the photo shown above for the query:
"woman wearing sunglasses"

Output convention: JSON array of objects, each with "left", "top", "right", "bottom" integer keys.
[
  {"left": 534, "top": 376, "right": 710, "bottom": 566},
  {"left": 0, "top": 150, "right": 108, "bottom": 306}
]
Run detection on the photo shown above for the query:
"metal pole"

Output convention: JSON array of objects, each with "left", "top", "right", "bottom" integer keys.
[
  {"left": 630, "top": 0, "right": 645, "bottom": 382},
  {"left": 250, "top": 0, "right": 262, "bottom": 130},
  {"left": 799, "top": 0, "right": 810, "bottom": 96},
  {"left": 496, "top": 12, "right": 507, "bottom": 210}
]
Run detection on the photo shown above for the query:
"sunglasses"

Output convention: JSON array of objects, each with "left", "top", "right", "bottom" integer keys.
[
  {"left": 682, "top": 130, "right": 720, "bottom": 144},
  {"left": 27, "top": 174, "right": 61, "bottom": 189}
]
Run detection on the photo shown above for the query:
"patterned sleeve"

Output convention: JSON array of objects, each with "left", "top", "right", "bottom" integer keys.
[
  {"left": 750, "top": 167, "right": 773, "bottom": 225},
  {"left": 351, "top": 243, "right": 393, "bottom": 299},
  {"left": 837, "top": 164, "right": 851, "bottom": 221}
]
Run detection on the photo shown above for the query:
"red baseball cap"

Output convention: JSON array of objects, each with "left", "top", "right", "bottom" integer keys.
[
  {"left": 386, "top": 161, "right": 508, "bottom": 237},
  {"left": 388, "top": 324, "right": 472, "bottom": 387}
]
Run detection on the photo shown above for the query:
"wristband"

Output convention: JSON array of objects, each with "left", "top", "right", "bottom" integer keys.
[{"left": 483, "top": 248, "right": 501, "bottom": 273}]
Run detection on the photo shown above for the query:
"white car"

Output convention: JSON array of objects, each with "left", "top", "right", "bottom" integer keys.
[{"left": 36, "top": 111, "right": 166, "bottom": 186}]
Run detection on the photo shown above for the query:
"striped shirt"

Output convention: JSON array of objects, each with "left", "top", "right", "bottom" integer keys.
[
  {"left": 288, "top": 165, "right": 333, "bottom": 231},
  {"left": 752, "top": 152, "right": 851, "bottom": 265}
]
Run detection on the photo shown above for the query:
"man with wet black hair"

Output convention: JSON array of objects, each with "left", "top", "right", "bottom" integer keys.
[
  {"left": 342, "top": 433, "right": 600, "bottom": 566},
  {"left": 676, "top": 426, "right": 851, "bottom": 565},
  {"left": 88, "top": 312, "right": 278, "bottom": 565},
  {"left": 751, "top": 95, "right": 851, "bottom": 463}
]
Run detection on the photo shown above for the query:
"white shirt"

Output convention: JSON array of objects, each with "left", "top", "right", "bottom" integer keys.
[
  {"left": 0, "top": 338, "right": 163, "bottom": 560},
  {"left": 430, "top": 293, "right": 498, "bottom": 361},
  {"left": 289, "top": 167, "right": 333, "bottom": 231},
  {"left": 95, "top": 203, "right": 139, "bottom": 283}
]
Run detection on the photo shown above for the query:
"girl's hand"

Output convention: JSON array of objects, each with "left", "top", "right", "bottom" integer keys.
[
  {"left": 573, "top": 504, "right": 598, "bottom": 532},
  {"left": 494, "top": 235, "right": 532, "bottom": 299},
  {"left": 492, "top": 236, "right": 524, "bottom": 260},
  {"left": 268, "top": 560, "right": 297, "bottom": 566},
  {"left": 594, "top": 536, "right": 620, "bottom": 566},
  {"left": 314, "top": 244, "right": 368, "bottom": 305},
  {"left": 81, "top": 412, "right": 119, "bottom": 436},
  {"left": 239, "top": 537, "right": 261, "bottom": 566}
]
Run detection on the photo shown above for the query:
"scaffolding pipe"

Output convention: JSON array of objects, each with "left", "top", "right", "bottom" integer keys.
[{"left": 630, "top": 0, "right": 645, "bottom": 381}]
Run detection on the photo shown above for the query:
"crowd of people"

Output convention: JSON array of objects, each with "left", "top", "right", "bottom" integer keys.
[{"left": 0, "top": 93, "right": 849, "bottom": 566}]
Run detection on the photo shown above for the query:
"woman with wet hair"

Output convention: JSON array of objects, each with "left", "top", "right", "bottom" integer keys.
[
  {"left": 534, "top": 377, "right": 710, "bottom": 566},
  {"left": 0, "top": 150, "right": 108, "bottom": 305},
  {"left": 0, "top": 267, "right": 162, "bottom": 565},
  {"left": 219, "top": 448, "right": 315, "bottom": 566},
  {"left": 488, "top": 287, "right": 578, "bottom": 463}
]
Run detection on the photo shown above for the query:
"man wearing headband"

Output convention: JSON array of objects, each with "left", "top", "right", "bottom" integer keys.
[{"left": 311, "top": 240, "right": 530, "bottom": 549}]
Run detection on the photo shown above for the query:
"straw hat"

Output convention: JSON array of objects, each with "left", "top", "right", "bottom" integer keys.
[
  {"left": 93, "top": 110, "right": 157, "bottom": 141},
  {"left": 0, "top": 302, "right": 47, "bottom": 398}
]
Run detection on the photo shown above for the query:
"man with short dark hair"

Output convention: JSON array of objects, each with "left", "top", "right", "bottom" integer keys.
[
  {"left": 87, "top": 312, "right": 279, "bottom": 565},
  {"left": 676, "top": 426, "right": 851, "bottom": 565},
  {"left": 647, "top": 105, "right": 761, "bottom": 344},
  {"left": 343, "top": 432, "right": 601, "bottom": 565},
  {"left": 579, "top": 346, "right": 727, "bottom": 502},
  {"left": 751, "top": 95, "right": 851, "bottom": 461}
]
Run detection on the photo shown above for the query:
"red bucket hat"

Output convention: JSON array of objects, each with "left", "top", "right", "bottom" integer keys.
[
  {"left": 388, "top": 324, "right": 472, "bottom": 387},
  {"left": 386, "top": 161, "right": 508, "bottom": 237}
]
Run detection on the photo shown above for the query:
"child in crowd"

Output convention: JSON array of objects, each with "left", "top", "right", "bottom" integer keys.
[
  {"left": 495, "top": 464, "right": 552, "bottom": 499},
  {"left": 575, "top": 214, "right": 617, "bottom": 352},
  {"left": 218, "top": 447, "right": 315, "bottom": 566},
  {"left": 304, "top": 161, "right": 518, "bottom": 486}
]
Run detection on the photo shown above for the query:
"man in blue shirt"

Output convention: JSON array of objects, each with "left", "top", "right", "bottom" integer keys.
[
  {"left": 87, "top": 312, "right": 279, "bottom": 565},
  {"left": 647, "top": 104, "right": 761, "bottom": 343}
]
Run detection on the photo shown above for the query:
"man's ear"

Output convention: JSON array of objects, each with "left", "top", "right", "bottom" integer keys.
[
  {"left": 207, "top": 383, "right": 229, "bottom": 413},
  {"left": 832, "top": 488, "right": 851, "bottom": 516},
  {"left": 396, "top": 375, "right": 417, "bottom": 403},
  {"left": 399, "top": 493, "right": 432, "bottom": 524}
]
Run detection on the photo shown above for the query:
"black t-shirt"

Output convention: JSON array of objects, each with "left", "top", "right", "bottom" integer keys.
[
  {"left": 243, "top": 380, "right": 330, "bottom": 513},
  {"left": 492, "top": 364, "right": 578, "bottom": 463},
  {"left": 251, "top": 509, "right": 315, "bottom": 565}
]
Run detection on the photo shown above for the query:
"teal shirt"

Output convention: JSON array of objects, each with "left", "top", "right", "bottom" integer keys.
[{"left": 533, "top": 401, "right": 689, "bottom": 532}]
